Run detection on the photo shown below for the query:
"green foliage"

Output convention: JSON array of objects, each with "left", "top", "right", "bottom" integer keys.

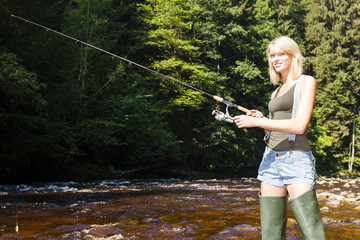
[
  {"left": 0, "top": 52, "right": 48, "bottom": 182},
  {"left": 1, "top": 0, "right": 360, "bottom": 182},
  {"left": 138, "top": 0, "right": 213, "bottom": 110},
  {"left": 304, "top": 0, "right": 360, "bottom": 172},
  {"left": 90, "top": 92, "right": 181, "bottom": 169}
]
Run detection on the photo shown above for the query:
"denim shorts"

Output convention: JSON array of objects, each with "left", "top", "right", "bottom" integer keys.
[{"left": 257, "top": 147, "right": 316, "bottom": 188}]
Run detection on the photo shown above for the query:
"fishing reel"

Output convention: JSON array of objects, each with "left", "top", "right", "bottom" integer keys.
[{"left": 212, "top": 104, "right": 234, "bottom": 123}]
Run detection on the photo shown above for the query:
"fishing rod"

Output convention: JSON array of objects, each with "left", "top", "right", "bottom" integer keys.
[{"left": 11, "top": 15, "right": 250, "bottom": 122}]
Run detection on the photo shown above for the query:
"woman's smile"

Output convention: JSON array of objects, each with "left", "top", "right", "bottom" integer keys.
[{"left": 269, "top": 50, "right": 292, "bottom": 73}]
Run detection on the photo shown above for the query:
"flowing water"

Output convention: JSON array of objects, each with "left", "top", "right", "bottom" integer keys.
[{"left": 0, "top": 177, "right": 359, "bottom": 239}]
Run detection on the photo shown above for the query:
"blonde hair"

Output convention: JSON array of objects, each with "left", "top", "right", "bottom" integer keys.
[{"left": 266, "top": 36, "right": 304, "bottom": 85}]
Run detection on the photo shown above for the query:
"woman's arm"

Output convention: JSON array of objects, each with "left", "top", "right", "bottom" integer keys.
[
  {"left": 234, "top": 76, "right": 316, "bottom": 134},
  {"left": 246, "top": 109, "right": 269, "bottom": 134}
]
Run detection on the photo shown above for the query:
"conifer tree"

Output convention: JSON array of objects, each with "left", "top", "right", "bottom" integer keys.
[{"left": 304, "top": 0, "right": 360, "bottom": 173}]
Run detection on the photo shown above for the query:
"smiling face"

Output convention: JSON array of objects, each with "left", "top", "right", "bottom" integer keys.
[
  {"left": 266, "top": 36, "right": 304, "bottom": 85},
  {"left": 268, "top": 47, "right": 292, "bottom": 75}
]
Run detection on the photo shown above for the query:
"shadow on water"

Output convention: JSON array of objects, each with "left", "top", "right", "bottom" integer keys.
[{"left": 0, "top": 178, "right": 359, "bottom": 239}]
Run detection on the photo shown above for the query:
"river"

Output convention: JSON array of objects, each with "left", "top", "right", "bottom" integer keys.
[{"left": 0, "top": 177, "right": 359, "bottom": 239}]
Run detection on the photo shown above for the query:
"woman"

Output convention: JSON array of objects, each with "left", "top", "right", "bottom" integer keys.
[{"left": 233, "top": 36, "right": 326, "bottom": 240}]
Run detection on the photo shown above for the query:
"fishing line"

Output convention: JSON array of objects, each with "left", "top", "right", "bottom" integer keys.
[{"left": 10, "top": 15, "right": 250, "bottom": 117}]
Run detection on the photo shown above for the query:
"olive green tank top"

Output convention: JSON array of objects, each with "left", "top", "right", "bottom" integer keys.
[{"left": 267, "top": 83, "right": 311, "bottom": 151}]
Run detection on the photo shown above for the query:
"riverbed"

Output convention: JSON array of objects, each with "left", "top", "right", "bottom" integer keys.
[{"left": 0, "top": 177, "right": 359, "bottom": 239}]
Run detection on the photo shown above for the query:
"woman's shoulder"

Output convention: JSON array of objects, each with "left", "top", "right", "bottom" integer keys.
[
  {"left": 300, "top": 75, "right": 316, "bottom": 93},
  {"left": 301, "top": 75, "right": 315, "bottom": 83},
  {"left": 300, "top": 75, "right": 316, "bottom": 87}
]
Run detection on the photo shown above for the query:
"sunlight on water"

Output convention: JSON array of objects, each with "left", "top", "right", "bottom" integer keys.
[{"left": 0, "top": 177, "right": 359, "bottom": 239}]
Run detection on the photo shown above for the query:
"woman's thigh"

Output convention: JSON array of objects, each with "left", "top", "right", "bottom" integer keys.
[
  {"left": 286, "top": 183, "right": 312, "bottom": 199},
  {"left": 261, "top": 181, "right": 287, "bottom": 196}
]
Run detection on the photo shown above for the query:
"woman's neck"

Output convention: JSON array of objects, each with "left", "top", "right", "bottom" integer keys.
[{"left": 280, "top": 71, "right": 290, "bottom": 84}]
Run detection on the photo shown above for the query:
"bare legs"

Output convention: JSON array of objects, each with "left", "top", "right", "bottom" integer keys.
[{"left": 261, "top": 181, "right": 312, "bottom": 199}]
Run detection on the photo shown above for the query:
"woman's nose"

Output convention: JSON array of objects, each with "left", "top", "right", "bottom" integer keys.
[{"left": 272, "top": 57, "right": 279, "bottom": 63}]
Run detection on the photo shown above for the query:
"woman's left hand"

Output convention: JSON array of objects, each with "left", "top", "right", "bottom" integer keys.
[
  {"left": 233, "top": 115, "right": 257, "bottom": 128},
  {"left": 246, "top": 109, "right": 264, "bottom": 118}
]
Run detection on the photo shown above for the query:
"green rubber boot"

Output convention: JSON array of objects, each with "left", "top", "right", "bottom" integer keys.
[
  {"left": 289, "top": 187, "right": 326, "bottom": 240},
  {"left": 259, "top": 193, "right": 288, "bottom": 240}
]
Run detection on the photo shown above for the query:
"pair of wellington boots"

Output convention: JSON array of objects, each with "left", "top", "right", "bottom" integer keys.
[{"left": 259, "top": 187, "right": 326, "bottom": 240}]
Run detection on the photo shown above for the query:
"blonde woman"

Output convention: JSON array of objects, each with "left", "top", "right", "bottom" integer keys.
[{"left": 234, "top": 36, "right": 326, "bottom": 240}]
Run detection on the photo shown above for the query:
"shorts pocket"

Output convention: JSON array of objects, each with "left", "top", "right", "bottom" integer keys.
[
  {"left": 279, "top": 151, "right": 316, "bottom": 184},
  {"left": 258, "top": 150, "right": 273, "bottom": 176},
  {"left": 284, "top": 152, "right": 312, "bottom": 168},
  {"left": 289, "top": 152, "right": 315, "bottom": 180}
]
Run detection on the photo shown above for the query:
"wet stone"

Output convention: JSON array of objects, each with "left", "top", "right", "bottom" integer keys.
[
  {"left": 83, "top": 233, "right": 125, "bottom": 240},
  {"left": 317, "top": 191, "right": 329, "bottom": 200},
  {"left": 343, "top": 198, "right": 358, "bottom": 204},
  {"left": 316, "top": 180, "right": 326, "bottom": 185},
  {"left": 287, "top": 218, "right": 297, "bottom": 226},
  {"left": 326, "top": 200, "right": 341, "bottom": 208},
  {"left": 349, "top": 179, "right": 357, "bottom": 184},
  {"left": 55, "top": 224, "right": 90, "bottom": 232},
  {"left": 142, "top": 217, "right": 160, "bottom": 223},
  {"left": 233, "top": 224, "right": 259, "bottom": 232},
  {"left": 322, "top": 217, "right": 339, "bottom": 224},
  {"left": 346, "top": 192, "right": 357, "bottom": 198},
  {"left": 320, "top": 206, "right": 329, "bottom": 211},
  {"left": 212, "top": 225, "right": 260, "bottom": 239},
  {"left": 1, "top": 178, "right": 360, "bottom": 239},
  {"left": 354, "top": 220, "right": 360, "bottom": 226},
  {"left": 0, "top": 234, "right": 27, "bottom": 239},
  {"left": 328, "top": 194, "right": 345, "bottom": 201},
  {"left": 219, "top": 226, "right": 235, "bottom": 234},
  {"left": 245, "top": 197, "right": 256, "bottom": 202},
  {"left": 340, "top": 218, "right": 353, "bottom": 223},
  {"left": 340, "top": 191, "right": 348, "bottom": 196}
]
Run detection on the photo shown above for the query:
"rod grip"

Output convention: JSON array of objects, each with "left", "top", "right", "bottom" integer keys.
[
  {"left": 213, "top": 95, "right": 249, "bottom": 113},
  {"left": 237, "top": 106, "right": 250, "bottom": 113},
  {"left": 213, "top": 95, "right": 223, "bottom": 103}
]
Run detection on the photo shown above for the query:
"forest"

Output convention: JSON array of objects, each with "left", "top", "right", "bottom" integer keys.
[{"left": 0, "top": 0, "right": 359, "bottom": 183}]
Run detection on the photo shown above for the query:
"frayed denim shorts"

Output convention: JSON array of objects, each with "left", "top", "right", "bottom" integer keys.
[{"left": 257, "top": 147, "right": 316, "bottom": 188}]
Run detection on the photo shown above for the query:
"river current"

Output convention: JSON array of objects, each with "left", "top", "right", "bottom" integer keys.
[{"left": 0, "top": 177, "right": 359, "bottom": 239}]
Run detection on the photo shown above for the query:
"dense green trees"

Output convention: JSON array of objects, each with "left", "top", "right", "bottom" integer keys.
[
  {"left": 304, "top": 0, "right": 360, "bottom": 173},
  {"left": 0, "top": 0, "right": 359, "bottom": 183},
  {"left": 0, "top": 53, "right": 48, "bottom": 181}
]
